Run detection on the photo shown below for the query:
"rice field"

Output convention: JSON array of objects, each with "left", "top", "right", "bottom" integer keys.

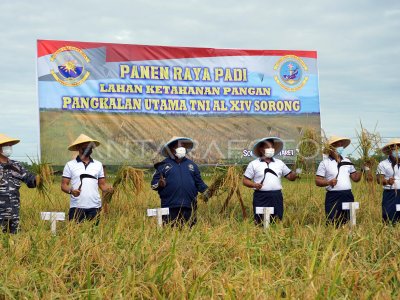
[{"left": 1, "top": 174, "right": 400, "bottom": 299}]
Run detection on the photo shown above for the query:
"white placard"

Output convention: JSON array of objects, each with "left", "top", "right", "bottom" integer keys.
[
  {"left": 147, "top": 208, "right": 170, "bottom": 217},
  {"left": 41, "top": 212, "right": 66, "bottom": 221},
  {"left": 342, "top": 202, "right": 360, "bottom": 227},
  {"left": 40, "top": 212, "right": 66, "bottom": 235},
  {"left": 396, "top": 204, "right": 400, "bottom": 211},
  {"left": 255, "top": 207, "right": 274, "bottom": 214},
  {"left": 147, "top": 208, "right": 170, "bottom": 227},
  {"left": 342, "top": 202, "right": 359, "bottom": 210}
]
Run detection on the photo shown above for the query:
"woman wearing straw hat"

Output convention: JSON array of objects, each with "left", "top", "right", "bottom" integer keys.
[
  {"left": 315, "top": 136, "right": 362, "bottom": 226},
  {"left": 243, "top": 137, "right": 298, "bottom": 224},
  {"left": 376, "top": 139, "right": 400, "bottom": 224},
  {"left": 0, "top": 133, "right": 37, "bottom": 233},
  {"left": 61, "top": 134, "right": 113, "bottom": 223},
  {"left": 151, "top": 137, "right": 208, "bottom": 227}
]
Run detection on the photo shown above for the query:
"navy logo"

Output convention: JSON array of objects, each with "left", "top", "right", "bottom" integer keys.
[
  {"left": 273, "top": 55, "right": 308, "bottom": 92},
  {"left": 50, "top": 46, "right": 90, "bottom": 87}
]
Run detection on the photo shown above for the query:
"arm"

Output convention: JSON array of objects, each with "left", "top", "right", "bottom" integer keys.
[
  {"left": 194, "top": 165, "right": 208, "bottom": 193},
  {"left": 376, "top": 174, "right": 394, "bottom": 186},
  {"left": 98, "top": 178, "right": 113, "bottom": 193},
  {"left": 315, "top": 161, "right": 337, "bottom": 187},
  {"left": 243, "top": 177, "right": 262, "bottom": 190},
  {"left": 151, "top": 168, "right": 165, "bottom": 190},
  {"left": 12, "top": 162, "right": 37, "bottom": 188},
  {"left": 285, "top": 171, "right": 297, "bottom": 181},
  {"left": 61, "top": 177, "right": 80, "bottom": 197},
  {"left": 315, "top": 176, "right": 337, "bottom": 187},
  {"left": 350, "top": 171, "right": 362, "bottom": 182}
]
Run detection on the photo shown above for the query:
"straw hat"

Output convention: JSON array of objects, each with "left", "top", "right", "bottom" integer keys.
[
  {"left": 0, "top": 133, "right": 20, "bottom": 147},
  {"left": 252, "top": 137, "right": 284, "bottom": 158},
  {"left": 68, "top": 134, "right": 100, "bottom": 151},
  {"left": 382, "top": 138, "right": 400, "bottom": 155},
  {"left": 161, "top": 137, "right": 194, "bottom": 157},
  {"left": 327, "top": 136, "right": 351, "bottom": 148}
]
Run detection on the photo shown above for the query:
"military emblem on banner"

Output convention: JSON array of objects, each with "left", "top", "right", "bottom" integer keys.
[
  {"left": 273, "top": 55, "right": 308, "bottom": 92},
  {"left": 50, "top": 46, "right": 90, "bottom": 87}
]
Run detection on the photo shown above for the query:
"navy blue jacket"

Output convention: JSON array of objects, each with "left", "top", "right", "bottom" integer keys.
[{"left": 151, "top": 157, "right": 208, "bottom": 208}]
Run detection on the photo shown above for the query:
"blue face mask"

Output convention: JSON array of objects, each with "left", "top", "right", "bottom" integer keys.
[
  {"left": 336, "top": 147, "right": 344, "bottom": 155},
  {"left": 392, "top": 150, "right": 400, "bottom": 158}
]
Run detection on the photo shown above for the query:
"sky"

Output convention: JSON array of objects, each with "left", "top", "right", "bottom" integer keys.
[{"left": 1, "top": 0, "right": 399, "bottom": 161}]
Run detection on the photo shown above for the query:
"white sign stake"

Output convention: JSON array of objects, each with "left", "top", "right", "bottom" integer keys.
[
  {"left": 147, "top": 208, "right": 170, "bottom": 227},
  {"left": 40, "top": 212, "right": 65, "bottom": 235},
  {"left": 256, "top": 207, "right": 274, "bottom": 230},
  {"left": 342, "top": 202, "right": 360, "bottom": 227}
]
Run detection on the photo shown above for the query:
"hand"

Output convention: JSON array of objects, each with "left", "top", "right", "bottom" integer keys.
[
  {"left": 362, "top": 165, "right": 370, "bottom": 172},
  {"left": 253, "top": 183, "right": 263, "bottom": 190},
  {"left": 158, "top": 177, "right": 166, "bottom": 188},
  {"left": 104, "top": 186, "right": 114, "bottom": 194},
  {"left": 71, "top": 189, "right": 81, "bottom": 197},
  {"left": 202, "top": 189, "right": 211, "bottom": 202},
  {"left": 328, "top": 179, "right": 338, "bottom": 187},
  {"left": 387, "top": 177, "right": 395, "bottom": 185}
]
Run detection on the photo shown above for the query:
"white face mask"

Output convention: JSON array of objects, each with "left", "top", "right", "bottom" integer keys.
[
  {"left": 264, "top": 148, "right": 275, "bottom": 158},
  {"left": 392, "top": 150, "right": 400, "bottom": 159},
  {"left": 336, "top": 146, "right": 344, "bottom": 155},
  {"left": 175, "top": 147, "right": 186, "bottom": 159},
  {"left": 1, "top": 146, "right": 12, "bottom": 158}
]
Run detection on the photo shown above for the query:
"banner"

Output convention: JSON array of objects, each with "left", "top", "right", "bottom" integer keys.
[{"left": 37, "top": 40, "right": 321, "bottom": 165}]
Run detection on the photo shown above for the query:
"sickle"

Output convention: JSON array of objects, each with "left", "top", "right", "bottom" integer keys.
[
  {"left": 259, "top": 168, "right": 278, "bottom": 184},
  {"left": 78, "top": 174, "right": 97, "bottom": 190},
  {"left": 335, "top": 161, "right": 354, "bottom": 179}
]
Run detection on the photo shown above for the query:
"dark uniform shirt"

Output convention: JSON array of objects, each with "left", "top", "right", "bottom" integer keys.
[
  {"left": 0, "top": 160, "right": 36, "bottom": 220},
  {"left": 151, "top": 157, "right": 208, "bottom": 208}
]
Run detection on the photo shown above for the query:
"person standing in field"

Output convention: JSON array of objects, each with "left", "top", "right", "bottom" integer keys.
[
  {"left": 61, "top": 134, "right": 113, "bottom": 223},
  {"left": 243, "top": 137, "right": 298, "bottom": 225},
  {"left": 0, "top": 133, "right": 37, "bottom": 234},
  {"left": 376, "top": 139, "right": 400, "bottom": 224},
  {"left": 315, "top": 136, "right": 362, "bottom": 226},
  {"left": 151, "top": 137, "right": 209, "bottom": 227}
]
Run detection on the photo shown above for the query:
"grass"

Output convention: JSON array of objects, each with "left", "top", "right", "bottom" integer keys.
[{"left": 1, "top": 175, "right": 399, "bottom": 299}]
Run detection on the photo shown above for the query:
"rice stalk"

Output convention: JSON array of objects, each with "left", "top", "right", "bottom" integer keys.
[
  {"left": 103, "top": 166, "right": 144, "bottom": 203},
  {"left": 28, "top": 157, "right": 54, "bottom": 200},
  {"left": 355, "top": 122, "right": 382, "bottom": 186}
]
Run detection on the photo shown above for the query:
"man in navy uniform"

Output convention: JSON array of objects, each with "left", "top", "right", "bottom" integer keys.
[
  {"left": 151, "top": 137, "right": 209, "bottom": 227},
  {"left": 0, "top": 133, "right": 37, "bottom": 233}
]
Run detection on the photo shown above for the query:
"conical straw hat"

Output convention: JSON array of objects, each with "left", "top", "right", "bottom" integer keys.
[
  {"left": 382, "top": 138, "right": 400, "bottom": 155},
  {"left": 68, "top": 134, "right": 100, "bottom": 151},
  {"left": 327, "top": 136, "right": 351, "bottom": 148},
  {"left": 252, "top": 137, "right": 284, "bottom": 158},
  {"left": 0, "top": 133, "right": 20, "bottom": 147},
  {"left": 161, "top": 137, "right": 194, "bottom": 157}
]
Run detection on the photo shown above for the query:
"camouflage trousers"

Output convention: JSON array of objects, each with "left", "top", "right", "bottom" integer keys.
[{"left": 0, "top": 218, "right": 19, "bottom": 234}]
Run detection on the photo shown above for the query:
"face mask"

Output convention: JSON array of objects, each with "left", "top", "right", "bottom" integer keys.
[
  {"left": 392, "top": 150, "right": 400, "bottom": 158},
  {"left": 83, "top": 146, "right": 93, "bottom": 157},
  {"left": 175, "top": 147, "right": 186, "bottom": 159},
  {"left": 1, "top": 146, "right": 12, "bottom": 158},
  {"left": 336, "top": 147, "right": 344, "bottom": 155},
  {"left": 264, "top": 148, "right": 275, "bottom": 158}
]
